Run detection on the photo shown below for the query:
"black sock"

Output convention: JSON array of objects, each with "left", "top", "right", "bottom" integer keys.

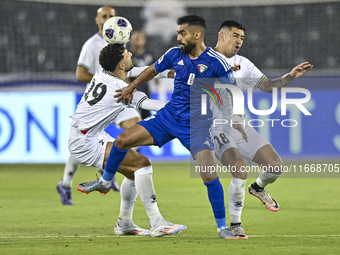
[
  {"left": 251, "top": 182, "right": 264, "bottom": 192},
  {"left": 230, "top": 222, "right": 241, "bottom": 227}
]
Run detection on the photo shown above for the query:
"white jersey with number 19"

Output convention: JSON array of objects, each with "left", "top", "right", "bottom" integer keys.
[{"left": 71, "top": 68, "right": 146, "bottom": 134}]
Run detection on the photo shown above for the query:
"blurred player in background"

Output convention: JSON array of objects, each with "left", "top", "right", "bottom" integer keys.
[
  {"left": 141, "top": 0, "right": 187, "bottom": 55},
  {"left": 57, "top": 6, "right": 143, "bottom": 204},
  {"left": 128, "top": 30, "right": 154, "bottom": 119},
  {"left": 211, "top": 20, "right": 313, "bottom": 238},
  {"left": 78, "top": 14, "right": 240, "bottom": 240},
  {"left": 72, "top": 43, "right": 185, "bottom": 236}
]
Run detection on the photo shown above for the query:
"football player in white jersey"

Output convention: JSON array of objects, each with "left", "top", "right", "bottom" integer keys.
[
  {"left": 57, "top": 6, "right": 141, "bottom": 204},
  {"left": 211, "top": 20, "right": 313, "bottom": 238},
  {"left": 71, "top": 43, "right": 185, "bottom": 237}
]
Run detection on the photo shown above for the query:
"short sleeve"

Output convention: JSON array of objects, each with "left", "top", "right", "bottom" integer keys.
[
  {"left": 240, "top": 57, "right": 265, "bottom": 89},
  {"left": 211, "top": 51, "right": 237, "bottom": 86},
  {"left": 218, "top": 68, "right": 237, "bottom": 87},
  {"left": 154, "top": 47, "right": 177, "bottom": 73},
  {"left": 77, "top": 44, "right": 96, "bottom": 73}
]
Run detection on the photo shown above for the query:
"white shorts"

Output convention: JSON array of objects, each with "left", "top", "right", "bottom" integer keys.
[
  {"left": 68, "top": 126, "right": 115, "bottom": 170},
  {"left": 211, "top": 126, "right": 270, "bottom": 165},
  {"left": 114, "top": 107, "right": 141, "bottom": 127}
]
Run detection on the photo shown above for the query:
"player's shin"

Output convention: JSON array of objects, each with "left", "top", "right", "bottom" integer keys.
[
  {"left": 204, "top": 177, "right": 226, "bottom": 229},
  {"left": 102, "top": 142, "right": 129, "bottom": 183},
  {"left": 134, "top": 166, "right": 163, "bottom": 227},
  {"left": 62, "top": 155, "right": 80, "bottom": 188},
  {"left": 229, "top": 177, "right": 246, "bottom": 224},
  {"left": 117, "top": 177, "right": 138, "bottom": 226}
]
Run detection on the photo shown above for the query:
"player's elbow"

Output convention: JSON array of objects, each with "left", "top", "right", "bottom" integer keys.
[
  {"left": 76, "top": 70, "right": 86, "bottom": 82},
  {"left": 76, "top": 66, "right": 91, "bottom": 83},
  {"left": 75, "top": 70, "right": 82, "bottom": 81}
]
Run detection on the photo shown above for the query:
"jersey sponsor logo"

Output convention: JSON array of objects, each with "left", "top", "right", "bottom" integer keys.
[
  {"left": 228, "top": 72, "right": 236, "bottom": 83},
  {"left": 198, "top": 64, "right": 208, "bottom": 73},
  {"left": 158, "top": 55, "right": 164, "bottom": 64},
  {"left": 231, "top": 64, "right": 241, "bottom": 72},
  {"left": 177, "top": 60, "right": 184, "bottom": 65}
]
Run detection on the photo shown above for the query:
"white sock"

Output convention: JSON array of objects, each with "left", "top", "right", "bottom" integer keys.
[
  {"left": 256, "top": 169, "right": 282, "bottom": 188},
  {"left": 134, "top": 166, "right": 163, "bottom": 227},
  {"left": 131, "top": 146, "right": 140, "bottom": 151},
  {"left": 100, "top": 177, "right": 112, "bottom": 188},
  {"left": 62, "top": 155, "right": 80, "bottom": 188},
  {"left": 118, "top": 178, "right": 137, "bottom": 226},
  {"left": 229, "top": 177, "right": 246, "bottom": 224}
]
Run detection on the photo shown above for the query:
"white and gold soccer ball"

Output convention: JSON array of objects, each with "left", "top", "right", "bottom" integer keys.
[{"left": 102, "top": 16, "right": 133, "bottom": 44}]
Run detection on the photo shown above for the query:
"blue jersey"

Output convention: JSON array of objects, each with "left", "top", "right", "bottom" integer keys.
[{"left": 154, "top": 46, "right": 236, "bottom": 126}]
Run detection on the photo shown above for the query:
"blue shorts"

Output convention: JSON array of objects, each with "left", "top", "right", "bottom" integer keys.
[{"left": 138, "top": 107, "right": 213, "bottom": 157}]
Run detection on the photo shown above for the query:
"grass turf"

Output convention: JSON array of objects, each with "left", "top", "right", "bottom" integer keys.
[{"left": 0, "top": 163, "right": 340, "bottom": 254}]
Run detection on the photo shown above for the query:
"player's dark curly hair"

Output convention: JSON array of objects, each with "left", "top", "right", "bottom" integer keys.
[
  {"left": 219, "top": 20, "right": 245, "bottom": 32},
  {"left": 99, "top": 44, "right": 125, "bottom": 72},
  {"left": 177, "top": 14, "right": 206, "bottom": 30}
]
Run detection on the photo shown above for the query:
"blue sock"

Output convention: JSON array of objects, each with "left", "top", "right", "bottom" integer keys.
[
  {"left": 204, "top": 177, "right": 226, "bottom": 229},
  {"left": 102, "top": 142, "right": 128, "bottom": 181}
]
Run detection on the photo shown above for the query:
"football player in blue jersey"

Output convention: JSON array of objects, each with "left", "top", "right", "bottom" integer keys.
[{"left": 77, "top": 14, "right": 239, "bottom": 239}]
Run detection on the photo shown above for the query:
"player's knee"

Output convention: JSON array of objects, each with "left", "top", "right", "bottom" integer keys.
[
  {"left": 222, "top": 153, "right": 247, "bottom": 179},
  {"left": 265, "top": 156, "right": 283, "bottom": 173},
  {"left": 232, "top": 159, "right": 248, "bottom": 179},
  {"left": 115, "top": 132, "right": 133, "bottom": 149}
]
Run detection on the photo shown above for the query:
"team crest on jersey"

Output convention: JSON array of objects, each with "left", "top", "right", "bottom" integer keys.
[
  {"left": 198, "top": 64, "right": 208, "bottom": 73},
  {"left": 231, "top": 64, "right": 241, "bottom": 72}
]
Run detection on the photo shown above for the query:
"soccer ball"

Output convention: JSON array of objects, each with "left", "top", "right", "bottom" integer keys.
[{"left": 102, "top": 16, "right": 133, "bottom": 44}]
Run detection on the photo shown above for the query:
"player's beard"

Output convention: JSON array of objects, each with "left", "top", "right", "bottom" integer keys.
[{"left": 181, "top": 42, "right": 196, "bottom": 55}]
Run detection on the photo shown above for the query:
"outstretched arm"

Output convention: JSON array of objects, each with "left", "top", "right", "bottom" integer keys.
[
  {"left": 115, "top": 63, "right": 158, "bottom": 104},
  {"left": 132, "top": 91, "right": 166, "bottom": 112},
  {"left": 127, "top": 66, "right": 173, "bottom": 79},
  {"left": 258, "top": 62, "right": 313, "bottom": 93}
]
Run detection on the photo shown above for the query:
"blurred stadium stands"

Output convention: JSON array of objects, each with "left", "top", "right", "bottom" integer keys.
[
  {"left": 0, "top": 0, "right": 339, "bottom": 75},
  {"left": 0, "top": 0, "right": 339, "bottom": 163}
]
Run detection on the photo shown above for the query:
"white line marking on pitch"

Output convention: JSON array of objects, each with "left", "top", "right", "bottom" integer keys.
[{"left": 0, "top": 235, "right": 339, "bottom": 239}]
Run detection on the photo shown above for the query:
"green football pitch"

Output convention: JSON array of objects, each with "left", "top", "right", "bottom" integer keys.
[{"left": 1, "top": 162, "right": 340, "bottom": 255}]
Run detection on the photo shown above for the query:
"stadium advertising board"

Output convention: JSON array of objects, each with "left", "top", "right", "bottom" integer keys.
[
  {"left": 0, "top": 78, "right": 339, "bottom": 163},
  {"left": 0, "top": 92, "right": 75, "bottom": 163}
]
